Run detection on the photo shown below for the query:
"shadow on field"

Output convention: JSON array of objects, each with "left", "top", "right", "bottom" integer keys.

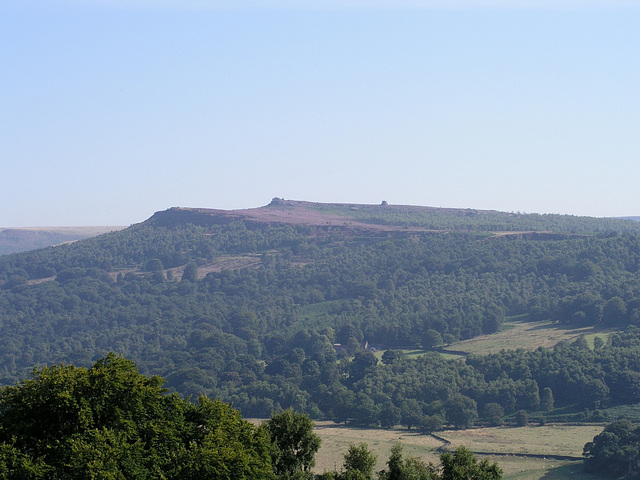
[
  {"left": 540, "top": 463, "right": 598, "bottom": 480},
  {"left": 528, "top": 323, "right": 595, "bottom": 333}
]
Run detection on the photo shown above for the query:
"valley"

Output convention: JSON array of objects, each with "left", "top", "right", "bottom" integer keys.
[{"left": 1, "top": 200, "right": 640, "bottom": 478}]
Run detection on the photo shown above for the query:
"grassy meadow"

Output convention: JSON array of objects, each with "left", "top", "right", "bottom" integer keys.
[
  {"left": 372, "top": 318, "right": 614, "bottom": 361},
  {"left": 311, "top": 422, "right": 605, "bottom": 480},
  {"left": 312, "top": 421, "right": 442, "bottom": 473},
  {"left": 439, "top": 425, "right": 603, "bottom": 457},
  {"left": 441, "top": 319, "right": 611, "bottom": 356}
]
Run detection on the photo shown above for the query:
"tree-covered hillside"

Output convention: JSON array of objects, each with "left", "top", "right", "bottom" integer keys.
[{"left": 1, "top": 202, "right": 640, "bottom": 425}]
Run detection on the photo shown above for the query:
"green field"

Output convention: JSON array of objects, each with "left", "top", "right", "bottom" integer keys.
[
  {"left": 372, "top": 319, "right": 613, "bottom": 364},
  {"left": 600, "top": 403, "right": 640, "bottom": 422},
  {"left": 441, "top": 320, "right": 608, "bottom": 356}
]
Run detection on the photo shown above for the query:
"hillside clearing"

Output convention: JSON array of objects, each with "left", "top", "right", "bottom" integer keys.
[
  {"left": 375, "top": 320, "right": 612, "bottom": 361},
  {"left": 441, "top": 319, "right": 611, "bottom": 356}
]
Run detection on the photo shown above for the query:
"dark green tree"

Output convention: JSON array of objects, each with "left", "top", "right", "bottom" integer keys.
[
  {"left": 603, "top": 297, "right": 627, "bottom": 326},
  {"left": 352, "top": 392, "right": 381, "bottom": 427},
  {"left": 401, "top": 399, "right": 423, "bottom": 430},
  {"left": 381, "top": 349, "right": 405, "bottom": 365},
  {"left": 349, "top": 351, "right": 378, "bottom": 383},
  {"left": 0, "top": 354, "right": 274, "bottom": 480},
  {"left": 593, "top": 336, "right": 605, "bottom": 350},
  {"left": 584, "top": 420, "right": 640, "bottom": 478},
  {"left": 144, "top": 258, "right": 164, "bottom": 272},
  {"left": 515, "top": 410, "right": 528, "bottom": 427},
  {"left": 341, "top": 443, "right": 377, "bottom": 480},
  {"left": 421, "top": 329, "right": 443, "bottom": 350},
  {"left": 523, "top": 380, "right": 540, "bottom": 410},
  {"left": 446, "top": 394, "right": 478, "bottom": 429},
  {"left": 440, "top": 447, "right": 502, "bottom": 480},
  {"left": 540, "top": 387, "right": 554, "bottom": 412},
  {"left": 181, "top": 262, "right": 198, "bottom": 282},
  {"left": 264, "top": 408, "right": 321, "bottom": 480},
  {"left": 482, "top": 403, "right": 504, "bottom": 426},
  {"left": 419, "top": 415, "right": 444, "bottom": 434},
  {"left": 379, "top": 400, "right": 402, "bottom": 428},
  {"left": 378, "top": 443, "right": 435, "bottom": 480}
]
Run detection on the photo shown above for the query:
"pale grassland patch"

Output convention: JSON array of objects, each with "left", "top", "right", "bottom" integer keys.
[
  {"left": 438, "top": 425, "right": 604, "bottom": 457},
  {"left": 195, "top": 255, "right": 263, "bottom": 277},
  {"left": 312, "top": 421, "right": 442, "bottom": 473},
  {"left": 441, "top": 320, "right": 607, "bottom": 356},
  {"left": 376, "top": 322, "right": 613, "bottom": 362}
]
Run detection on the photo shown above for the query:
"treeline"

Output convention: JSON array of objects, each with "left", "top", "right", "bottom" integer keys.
[{"left": 1, "top": 211, "right": 640, "bottom": 422}]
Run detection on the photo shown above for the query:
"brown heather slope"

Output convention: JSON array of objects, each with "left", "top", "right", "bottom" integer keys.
[
  {"left": 147, "top": 201, "right": 418, "bottom": 231},
  {"left": 148, "top": 199, "right": 484, "bottom": 231},
  {"left": 146, "top": 200, "right": 559, "bottom": 240}
]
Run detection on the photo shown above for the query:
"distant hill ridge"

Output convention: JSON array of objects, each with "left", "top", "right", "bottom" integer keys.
[
  {"left": 145, "top": 199, "right": 640, "bottom": 235},
  {"left": 3, "top": 201, "right": 639, "bottom": 256},
  {"left": 0, "top": 226, "right": 125, "bottom": 256}
]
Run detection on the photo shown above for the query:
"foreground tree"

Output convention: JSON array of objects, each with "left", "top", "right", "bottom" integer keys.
[
  {"left": 0, "top": 353, "right": 274, "bottom": 479},
  {"left": 378, "top": 443, "right": 435, "bottom": 480},
  {"left": 440, "top": 447, "right": 502, "bottom": 480},
  {"left": 342, "top": 443, "right": 378, "bottom": 480},
  {"left": 320, "top": 444, "right": 500, "bottom": 480},
  {"left": 264, "top": 408, "right": 321, "bottom": 480}
]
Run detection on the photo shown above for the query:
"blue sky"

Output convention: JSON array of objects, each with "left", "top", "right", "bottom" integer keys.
[{"left": 2, "top": 1, "right": 639, "bottom": 226}]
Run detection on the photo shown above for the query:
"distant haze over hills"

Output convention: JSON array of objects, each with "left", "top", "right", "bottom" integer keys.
[{"left": 0, "top": 226, "right": 125, "bottom": 256}]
